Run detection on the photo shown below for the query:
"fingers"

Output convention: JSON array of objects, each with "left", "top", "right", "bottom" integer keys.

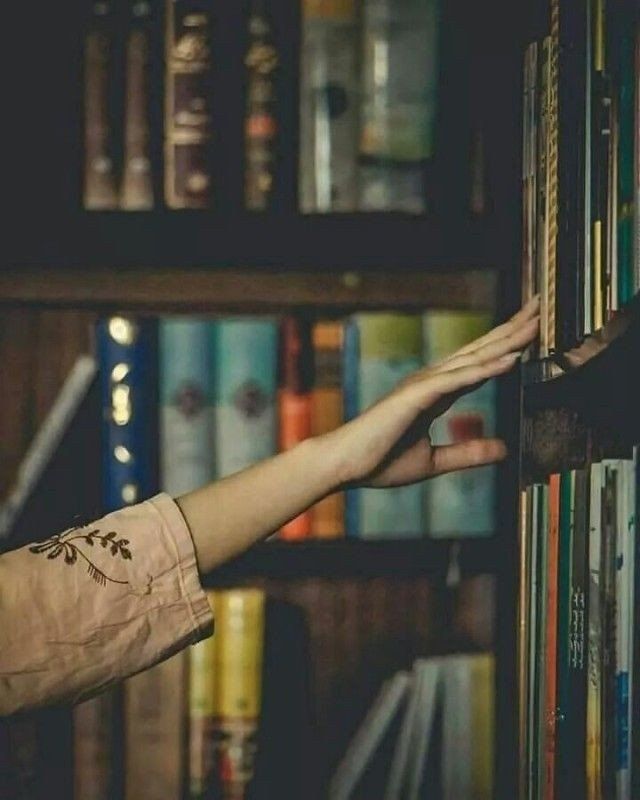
[
  {"left": 431, "top": 438, "right": 507, "bottom": 476},
  {"left": 417, "top": 351, "right": 520, "bottom": 408}
]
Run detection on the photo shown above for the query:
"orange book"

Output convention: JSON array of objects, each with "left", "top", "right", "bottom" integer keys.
[
  {"left": 311, "top": 321, "right": 344, "bottom": 537},
  {"left": 544, "top": 473, "right": 561, "bottom": 798},
  {"left": 279, "top": 317, "right": 313, "bottom": 540}
]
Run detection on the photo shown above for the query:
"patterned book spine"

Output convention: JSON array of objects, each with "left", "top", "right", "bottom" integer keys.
[
  {"left": 342, "top": 318, "right": 360, "bottom": 537},
  {"left": 244, "top": 0, "right": 278, "bottom": 211},
  {"left": 212, "top": 320, "right": 277, "bottom": 479},
  {"left": 120, "top": 0, "right": 154, "bottom": 209},
  {"left": 164, "top": 0, "right": 213, "bottom": 208},
  {"left": 423, "top": 311, "right": 496, "bottom": 537},
  {"left": 214, "top": 589, "right": 265, "bottom": 800},
  {"left": 97, "top": 315, "right": 158, "bottom": 512},
  {"left": 278, "top": 317, "right": 313, "bottom": 540},
  {"left": 546, "top": 0, "right": 559, "bottom": 353},
  {"left": 356, "top": 314, "right": 424, "bottom": 538},
  {"left": 189, "top": 592, "right": 217, "bottom": 800},
  {"left": 311, "top": 321, "right": 344, "bottom": 538},
  {"left": 83, "top": 0, "right": 118, "bottom": 209},
  {"left": 299, "top": 0, "right": 359, "bottom": 212},
  {"left": 160, "top": 318, "right": 214, "bottom": 496}
]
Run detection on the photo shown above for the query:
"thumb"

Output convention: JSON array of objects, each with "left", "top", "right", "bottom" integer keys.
[{"left": 431, "top": 438, "right": 507, "bottom": 476}]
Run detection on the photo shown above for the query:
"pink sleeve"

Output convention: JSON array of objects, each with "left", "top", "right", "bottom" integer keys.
[{"left": 0, "top": 493, "right": 213, "bottom": 716}]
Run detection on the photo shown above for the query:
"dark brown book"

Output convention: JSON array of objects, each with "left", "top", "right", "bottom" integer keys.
[
  {"left": 120, "top": 0, "right": 154, "bottom": 209},
  {"left": 164, "top": 0, "right": 213, "bottom": 208},
  {"left": 244, "top": 0, "right": 278, "bottom": 211},
  {"left": 83, "top": 0, "right": 119, "bottom": 209}
]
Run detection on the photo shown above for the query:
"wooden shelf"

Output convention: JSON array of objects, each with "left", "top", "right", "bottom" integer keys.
[
  {"left": 0, "top": 266, "right": 497, "bottom": 313},
  {"left": 202, "top": 536, "right": 497, "bottom": 584}
]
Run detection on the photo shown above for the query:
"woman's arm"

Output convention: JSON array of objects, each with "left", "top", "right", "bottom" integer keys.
[{"left": 178, "top": 295, "right": 540, "bottom": 573}]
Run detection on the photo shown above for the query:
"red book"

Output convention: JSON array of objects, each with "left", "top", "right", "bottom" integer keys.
[{"left": 278, "top": 317, "right": 313, "bottom": 540}]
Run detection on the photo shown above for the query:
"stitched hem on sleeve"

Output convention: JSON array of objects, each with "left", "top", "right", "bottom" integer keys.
[{"left": 146, "top": 493, "right": 214, "bottom": 643}]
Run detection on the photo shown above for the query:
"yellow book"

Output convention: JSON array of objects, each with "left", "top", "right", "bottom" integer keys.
[
  {"left": 470, "top": 654, "right": 495, "bottom": 800},
  {"left": 189, "top": 590, "right": 218, "bottom": 800}
]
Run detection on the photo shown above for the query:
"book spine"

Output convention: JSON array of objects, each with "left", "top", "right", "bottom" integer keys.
[
  {"left": 214, "top": 589, "right": 265, "bottom": 800},
  {"left": 586, "top": 461, "right": 603, "bottom": 800},
  {"left": 342, "top": 318, "right": 360, "bottom": 537},
  {"left": 74, "top": 694, "right": 121, "bottom": 800},
  {"left": 299, "top": 0, "right": 359, "bottom": 212},
  {"left": 537, "top": 36, "right": 552, "bottom": 358},
  {"left": 83, "top": 0, "right": 119, "bottom": 209},
  {"left": 543, "top": 473, "right": 561, "bottom": 799},
  {"left": 160, "top": 318, "right": 214, "bottom": 496},
  {"left": 522, "top": 42, "right": 539, "bottom": 308},
  {"left": 470, "top": 655, "right": 495, "bottom": 800},
  {"left": 278, "top": 317, "right": 313, "bottom": 540},
  {"left": 244, "top": 0, "right": 278, "bottom": 211},
  {"left": 357, "top": 314, "right": 424, "bottom": 538},
  {"left": 164, "top": 0, "right": 213, "bottom": 208},
  {"left": 212, "top": 319, "right": 277, "bottom": 478},
  {"left": 601, "top": 462, "right": 618, "bottom": 799},
  {"left": 189, "top": 592, "right": 217, "bottom": 800},
  {"left": 120, "top": 0, "right": 154, "bottom": 210},
  {"left": 535, "top": 482, "right": 549, "bottom": 796},
  {"left": 311, "top": 321, "right": 344, "bottom": 538},
  {"left": 97, "top": 315, "right": 158, "bottom": 512},
  {"left": 124, "top": 653, "right": 186, "bottom": 800},
  {"left": 546, "top": 0, "right": 559, "bottom": 354}
]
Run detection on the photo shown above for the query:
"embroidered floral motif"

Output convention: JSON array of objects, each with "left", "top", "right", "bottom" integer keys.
[{"left": 29, "top": 526, "right": 132, "bottom": 587}]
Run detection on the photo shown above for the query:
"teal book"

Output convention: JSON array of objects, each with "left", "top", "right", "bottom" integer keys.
[
  {"left": 212, "top": 319, "right": 278, "bottom": 478},
  {"left": 355, "top": 313, "right": 424, "bottom": 538},
  {"left": 160, "top": 318, "right": 214, "bottom": 496},
  {"left": 422, "top": 311, "right": 496, "bottom": 537}
]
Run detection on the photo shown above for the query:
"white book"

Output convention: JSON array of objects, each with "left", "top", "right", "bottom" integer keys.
[
  {"left": 384, "top": 663, "right": 427, "bottom": 800},
  {"left": 328, "top": 672, "right": 411, "bottom": 800},
  {"left": 406, "top": 658, "right": 442, "bottom": 800},
  {"left": 0, "top": 355, "right": 97, "bottom": 539}
]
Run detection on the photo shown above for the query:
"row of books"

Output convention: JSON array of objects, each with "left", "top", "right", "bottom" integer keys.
[
  {"left": 74, "top": 586, "right": 494, "bottom": 799},
  {"left": 519, "top": 458, "right": 638, "bottom": 799},
  {"left": 521, "top": 0, "right": 640, "bottom": 360},
  {"left": 98, "top": 310, "right": 496, "bottom": 540},
  {"left": 83, "top": 0, "right": 460, "bottom": 214}
]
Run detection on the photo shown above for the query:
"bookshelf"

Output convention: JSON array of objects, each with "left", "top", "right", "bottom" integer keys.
[{"left": 0, "top": 0, "right": 527, "bottom": 798}]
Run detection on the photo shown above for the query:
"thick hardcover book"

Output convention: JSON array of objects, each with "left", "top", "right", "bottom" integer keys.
[
  {"left": 212, "top": 319, "right": 277, "bottom": 479},
  {"left": 160, "top": 318, "right": 214, "bottom": 497},
  {"left": 97, "top": 315, "right": 158, "bottom": 512},
  {"left": 342, "top": 318, "right": 360, "bottom": 537},
  {"left": 244, "top": 0, "right": 279, "bottom": 211},
  {"left": 278, "top": 316, "right": 313, "bottom": 540},
  {"left": 124, "top": 653, "right": 186, "bottom": 800},
  {"left": 423, "top": 311, "right": 496, "bottom": 537},
  {"left": 83, "top": 0, "right": 119, "bottom": 209},
  {"left": 311, "top": 321, "right": 344, "bottom": 537},
  {"left": 164, "top": 0, "right": 213, "bottom": 208},
  {"left": 358, "top": 0, "right": 439, "bottom": 213},
  {"left": 189, "top": 594, "right": 217, "bottom": 800},
  {"left": 299, "top": 0, "right": 359, "bottom": 212},
  {"left": 120, "top": 0, "right": 155, "bottom": 209},
  {"left": 353, "top": 314, "right": 424, "bottom": 538},
  {"left": 213, "top": 589, "right": 265, "bottom": 800}
]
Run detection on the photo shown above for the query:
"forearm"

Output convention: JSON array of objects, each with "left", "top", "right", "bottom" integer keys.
[{"left": 175, "top": 434, "right": 343, "bottom": 574}]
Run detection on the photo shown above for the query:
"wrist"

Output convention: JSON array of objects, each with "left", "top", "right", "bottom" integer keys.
[{"left": 302, "top": 432, "right": 350, "bottom": 497}]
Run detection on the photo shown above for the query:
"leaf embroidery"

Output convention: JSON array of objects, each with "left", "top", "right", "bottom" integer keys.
[{"left": 29, "top": 526, "right": 132, "bottom": 587}]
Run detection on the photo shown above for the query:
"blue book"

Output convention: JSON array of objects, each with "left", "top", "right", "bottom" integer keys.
[
  {"left": 212, "top": 319, "right": 278, "bottom": 478},
  {"left": 343, "top": 319, "right": 360, "bottom": 537},
  {"left": 160, "top": 318, "right": 215, "bottom": 496},
  {"left": 345, "top": 314, "right": 425, "bottom": 539},
  {"left": 97, "top": 316, "right": 158, "bottom": 513}
]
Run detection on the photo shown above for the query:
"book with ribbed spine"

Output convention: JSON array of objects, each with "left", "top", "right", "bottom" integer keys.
[
  {"left": 164, "top": 0, "right": 213, "bottom": 208},
  {"left": 422, "top": 311, "right": 495, "bottom": 537},
  {"left": 212, "top": 319, "right": 277, "bottom": 479}
]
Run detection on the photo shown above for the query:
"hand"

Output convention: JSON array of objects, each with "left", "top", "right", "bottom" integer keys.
[{"left": 327, "top": 297, "right": 540, "bottom": 489}]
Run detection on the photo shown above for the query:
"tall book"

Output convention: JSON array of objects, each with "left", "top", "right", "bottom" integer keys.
[
  {"left": 97, "top": 315, "right": 158, "bottom": 512},
  {"left": 83, "top": 0, "right": 119, "bottom": 209},
  {"left": 189, "top": 592, "right": 217, "bottom": 800},
  {"left": 586, "top": 462, "right": 603, "bottom": 800},
  {"left": 214, "top": 589, "right": 266, "bottom": 800},
  {"left": 278, "top": 316, "right": 313, "bottom": 540},
  {"left": 212, "top": 319, "right": 278, "bottom": 478},
  {"left": 351, "top": 313, "right": 424, "bottom": 538},
  {"left": 311, "top": 321, "right": 344, "bottom": 537},
  {"left": 244, "top": 0, "right": 279, "bottom": 211},
  {"left": 74, "top": 692, "right": 121, "bottom": 800},
  {"left": 358, "top": 0, "right": 439, "bottom": 213},
  {"left": 543, "top": 473, "right": 561, "bottom": 798},
  {"left": 164, "top": 0, "right": 213, "bottom": 208},
  {"left": 120, "top": 0, "right": 155, "bottom": 209},
  {"left": 299, "top": 0, "right": 359, "bottom": 212},
  {"left": 160, "top": 317, "right": 214, "bottom": 496},
  {"left": 422, "top": 311, "right": 496, "bottom": 537}
]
